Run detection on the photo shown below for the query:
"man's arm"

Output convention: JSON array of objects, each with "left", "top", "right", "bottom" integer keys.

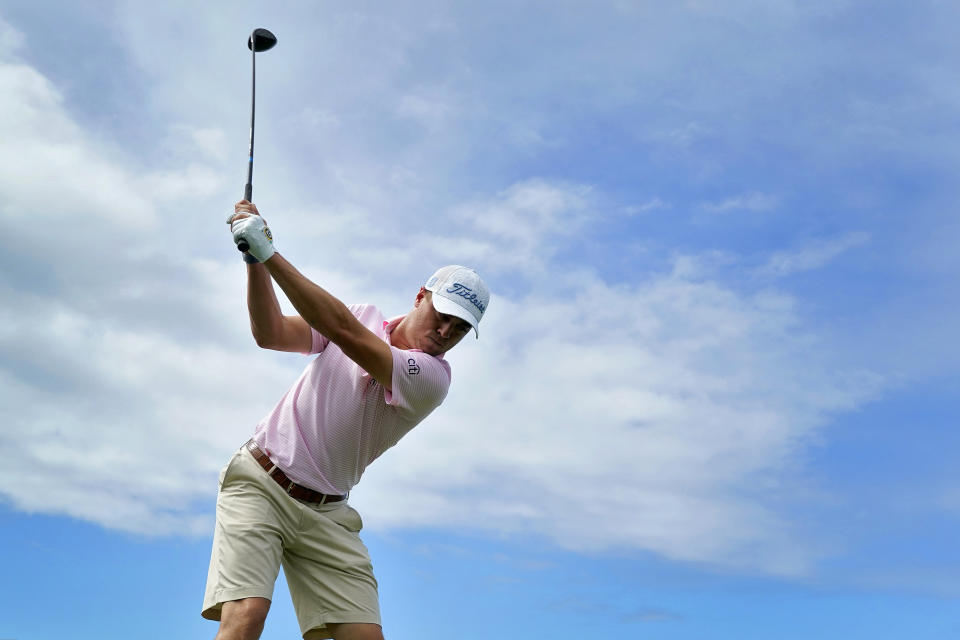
[
  {"left": 230, "top": 200, "right": 311, "bottom": 353},
  {"left": 245, "top": 260, "right": 313, "bottom": 353},
  {"left": 263, "top": 253, "right": 394, "bottom": 390}
]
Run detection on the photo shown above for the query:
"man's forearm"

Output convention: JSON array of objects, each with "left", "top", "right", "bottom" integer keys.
[{"left": 246, "top": 261, "right": 286, "bottom": 345}]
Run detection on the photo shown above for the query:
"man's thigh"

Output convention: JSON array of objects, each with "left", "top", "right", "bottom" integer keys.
[
  {"left": 284, "top": 502, "right": 381, "bottom": 638},
  {"left": 202, "top": 447, "right": 293, "bottom": 620}
]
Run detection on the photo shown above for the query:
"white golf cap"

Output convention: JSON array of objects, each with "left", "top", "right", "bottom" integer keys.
[{"left": 424, "top": 265, "right": 490, "bottom": 338}]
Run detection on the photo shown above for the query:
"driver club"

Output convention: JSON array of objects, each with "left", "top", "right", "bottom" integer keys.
[{"left": 237, "top": 27, "right": 277, "bottom": 253}]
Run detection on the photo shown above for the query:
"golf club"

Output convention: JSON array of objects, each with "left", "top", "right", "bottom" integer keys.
[{"left": 237, "top": 27, "right": 277, "bottom": 253}]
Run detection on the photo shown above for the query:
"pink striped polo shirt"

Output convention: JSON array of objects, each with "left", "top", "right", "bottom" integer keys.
[{"left": 251, "top": 304, "right": 451, "bottom": 495}]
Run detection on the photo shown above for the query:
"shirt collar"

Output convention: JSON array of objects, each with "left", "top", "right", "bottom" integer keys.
[{"left": 384, "top": 315, "right": 405, "bottom": 338}]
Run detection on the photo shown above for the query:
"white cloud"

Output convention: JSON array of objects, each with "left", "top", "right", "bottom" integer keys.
[
  {"left": 0, "top": 28, "right": 296, "bottom": 534},
  {"left": 0, "top": 59, "right": 882, "bottom": 566},
  {"left": 352, "top": 262, "right": 884, "bottom": 575},
  {"left": 653, "top": 121, "right": 710, "bottom": 148},
  {"left": 937, "top": 487, "right": 960, "bottom": 514},
  {"left": 702, "top": 191, "right": 780, "bottom": 214},
  {"left": 397, "top": 91, "right": 459, "bottom": 130},
  {"left": 298, "top": 107, "right": 341, "bottom": 131},
  {"left": 0, "top": 70, "right": 883, "bottom": 570},
  {"left": 162, "top": 124, "right": 230, "bottom": 163},
  {"left": 757, "top": 231, "right": 871, "bottom": 277},
  {"left": 0, "top": 59, "right": 155, "bottom": 227},
  {"left": 140, "top": 163, "right": 225, "bottom": 203},
  {"left": 419, "top": 179, "right": 596, "bottom": 275},
  {"left": 0, "top": 15, "right": 24, "bottom": 51},
  {"left": 0, "top": 4, "right": 921, "bottom": 580},
  {"left": 0, "top": 296, "right": 299, "bottom": 535},
  {"left": 624, "top": 197, "right": 669, "bottom": 216}
]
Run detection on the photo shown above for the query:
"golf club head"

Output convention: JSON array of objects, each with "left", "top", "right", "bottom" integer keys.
[{"left": 248, "top": 28, "right": 277, "bottom": 52}]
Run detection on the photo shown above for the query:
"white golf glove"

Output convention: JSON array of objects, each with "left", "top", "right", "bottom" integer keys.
[{"left": 230, "top": 214, "right": 276, "bottom": 263}]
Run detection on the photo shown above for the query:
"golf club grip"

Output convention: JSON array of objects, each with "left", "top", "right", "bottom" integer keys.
[{"left": 237, "top": 184, "right": 253, "bottom": 252}]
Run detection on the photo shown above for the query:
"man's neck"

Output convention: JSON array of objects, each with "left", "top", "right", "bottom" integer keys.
[{"left": 388, "top": 316, "right": 413, "bottom": 350}]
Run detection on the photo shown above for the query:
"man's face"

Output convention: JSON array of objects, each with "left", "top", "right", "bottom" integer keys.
[{"left": 405, "top": 289, "right": 473, "bottom": 356}]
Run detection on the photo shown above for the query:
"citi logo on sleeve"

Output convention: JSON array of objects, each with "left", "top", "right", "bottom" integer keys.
[{"left": 407, "top": 358, "right": 421, "bottom": 375}]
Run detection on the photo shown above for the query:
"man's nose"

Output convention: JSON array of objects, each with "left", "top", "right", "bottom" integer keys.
[{"left": 438, "top": 319, "right": 454, "bottom": 338}]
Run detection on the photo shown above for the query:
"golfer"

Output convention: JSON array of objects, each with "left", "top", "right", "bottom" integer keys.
[{"left": 202, "top": 201, "right": 490, "bottom": 640}]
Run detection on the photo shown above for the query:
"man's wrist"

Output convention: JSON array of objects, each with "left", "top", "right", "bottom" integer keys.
[{"left": 243, "top": 252, "right": 260, "bottom": 264}]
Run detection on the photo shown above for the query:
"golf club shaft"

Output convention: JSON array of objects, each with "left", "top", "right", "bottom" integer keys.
[{"left": 237, "top": 46, "right": 257, "bottom": 253}]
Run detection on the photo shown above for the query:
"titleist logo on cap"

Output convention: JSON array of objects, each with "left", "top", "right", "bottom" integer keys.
[{"left": 446, "top": 283, "right": 486, "bottom": 313}]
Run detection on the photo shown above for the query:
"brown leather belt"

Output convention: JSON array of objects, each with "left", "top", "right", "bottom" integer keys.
[{"left": 245, "top": 440, "right": 346, "bottom": 504}]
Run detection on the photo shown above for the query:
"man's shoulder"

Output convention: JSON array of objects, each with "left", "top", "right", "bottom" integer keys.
[
  {"left": 399, "top": 348, "right": 451, "bottom": 377},
  {"left": 346, "top": 303, "right": 388, "bottom": 331},
  {"left": 346, "top": 302, "right": 382, "bottom": 317}
]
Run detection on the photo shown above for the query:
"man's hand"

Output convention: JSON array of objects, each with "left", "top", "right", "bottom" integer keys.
[{"left": 228, "top": 201, "right": 275, "bottom": 263}]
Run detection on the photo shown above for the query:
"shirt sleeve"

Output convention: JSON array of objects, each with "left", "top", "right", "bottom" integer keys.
[
  {"left": 305, "top": 327, "right": 330, "bottom": 355},
  {"left": 384, "top": 347, "right": 451, "bottom": 419}
]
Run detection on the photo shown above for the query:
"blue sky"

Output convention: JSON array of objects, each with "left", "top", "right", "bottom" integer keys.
[{"left": 0, "top": 1, "right": 958, "bottom": 638}]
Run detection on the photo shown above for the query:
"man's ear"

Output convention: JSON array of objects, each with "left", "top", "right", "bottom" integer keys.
[{"left": 414, "top": 287, "right": 429, "bottom": 307}]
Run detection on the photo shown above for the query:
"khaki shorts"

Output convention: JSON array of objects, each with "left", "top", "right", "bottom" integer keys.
[{"left": 201, "top": 445, "right": 380, "bottom": 639}]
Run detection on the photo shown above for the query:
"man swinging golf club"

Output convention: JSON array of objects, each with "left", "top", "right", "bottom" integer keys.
[{"left": 201, "top": 200, "right": 490, "bottom": 640}]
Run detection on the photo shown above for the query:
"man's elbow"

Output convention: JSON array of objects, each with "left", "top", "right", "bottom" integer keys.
[
  {"left": 252, "top": 316, "right": 313, "bottom": 353},
  {"left": 251, "top": 323, "right": 283, "bottom": 350},
  {"left": 253, "top": 334, "right": 274, "bottom": 349},
  {"left": 255, "top": 332, "right": 303, "bottom": 352}
]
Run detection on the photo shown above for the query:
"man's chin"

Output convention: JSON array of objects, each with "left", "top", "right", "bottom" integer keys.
[{"left": 422, "top": 338, "right": 445, "bottom": 355}]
